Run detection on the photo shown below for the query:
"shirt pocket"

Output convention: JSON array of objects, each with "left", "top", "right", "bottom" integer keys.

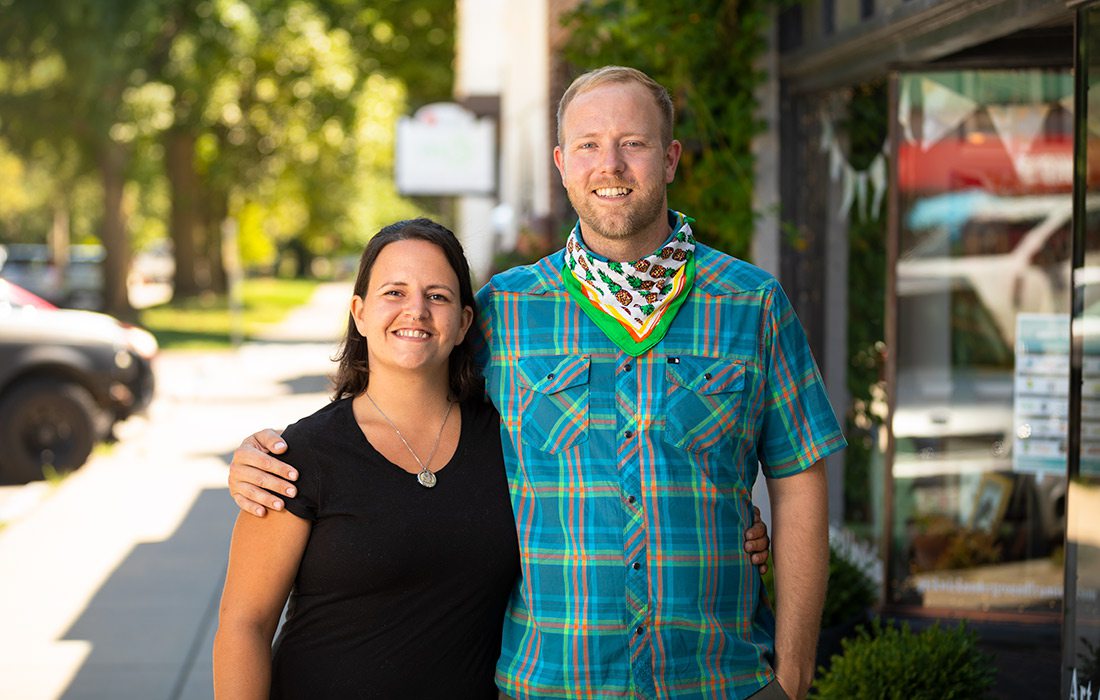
[
  {"left": 517, "top": 354, "right": 591, "bottom": 454},
  {"left": 664, "top": 356, "right": 747, "bottom": 454}
]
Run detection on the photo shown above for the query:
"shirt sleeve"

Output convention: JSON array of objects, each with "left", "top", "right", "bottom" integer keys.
[
  {"left": 756, "top": 281, "right": 847, "bottom": 479},
  {"left": 272, "top": 419, "right": 322, "bottom": 521},
  {"left": 472, "top": 283, "right": 493, "bottom": 375}
]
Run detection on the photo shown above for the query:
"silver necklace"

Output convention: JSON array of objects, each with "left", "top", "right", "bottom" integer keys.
[{"left": 365, "top": 393, "right": 453, "bottom": 488}]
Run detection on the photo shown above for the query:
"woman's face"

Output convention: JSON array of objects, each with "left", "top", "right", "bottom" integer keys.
[{"left": 351, "top": 239, "right": 473, "bottom": 382}]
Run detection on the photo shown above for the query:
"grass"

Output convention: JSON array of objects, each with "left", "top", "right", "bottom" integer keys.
[{"left": 139, "top": 277, "right": 321, "bottom": 350}]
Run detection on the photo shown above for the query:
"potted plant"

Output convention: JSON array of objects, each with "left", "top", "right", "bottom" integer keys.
[
  {"left": 815, "top": 542, "right": 877, "bottom": 669},
  {"left": 812, "top": 619, "right": 996, "bottom": 699}
]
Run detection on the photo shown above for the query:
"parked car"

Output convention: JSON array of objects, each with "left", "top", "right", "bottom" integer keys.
[
  {"left": 0, "top": 278, "right": 158, "bottom": 483},
  {"left": 0, "top": 243, "right": 105, "bottom": 310},
  {"left": 131, "top": 240, "right": 175, "bottom": 286},
  {"left": 900, "top": 192, "right": 1079, "bottom": 345},
  {"left": 65, "top": 244, "right": 106, "bottom": 309},
  {"left": 0, "top": 243, "right": 62, "bottom": 303}
]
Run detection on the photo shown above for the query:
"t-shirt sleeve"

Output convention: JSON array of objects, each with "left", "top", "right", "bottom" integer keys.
[
  {"left": 756, "top": 281, "right": 847, "bottom": 479},
  {"left": 272, "top": 419, "right": 322, "bottom": 521}
]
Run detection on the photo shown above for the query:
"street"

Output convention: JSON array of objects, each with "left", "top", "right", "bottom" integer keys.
[{"left": 0, "top": 284, "right": 349, "bottom": 700}]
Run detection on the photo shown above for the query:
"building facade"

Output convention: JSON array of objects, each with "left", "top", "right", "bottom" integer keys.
[{"left": 777, "top": 1, "right": 1098, "bottom": 697}]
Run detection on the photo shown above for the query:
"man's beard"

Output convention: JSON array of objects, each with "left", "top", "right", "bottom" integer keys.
[{"left": 567, "top": 182, "right": 667, "bottom": 247}]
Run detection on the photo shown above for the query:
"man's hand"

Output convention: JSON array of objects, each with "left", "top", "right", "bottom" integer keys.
[
  {"left": 745, "top": 506, "right": 771, "bottom": 574},
  {"left": 228, "top": 429, "right": 298, "bottom": 517}
]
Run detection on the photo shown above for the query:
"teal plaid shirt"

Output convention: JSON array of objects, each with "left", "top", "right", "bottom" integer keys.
[{"left": 475, "top": 236, "right": 845, "bottom": 700}]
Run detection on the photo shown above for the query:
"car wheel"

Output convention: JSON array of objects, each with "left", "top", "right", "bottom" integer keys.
[{"left": 0, "top": 378, "right": 101, "bottom": 483}]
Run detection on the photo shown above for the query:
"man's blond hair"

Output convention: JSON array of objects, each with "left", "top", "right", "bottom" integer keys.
[{"left": 556, "top": 66, "right": 674, "bottom": 146}]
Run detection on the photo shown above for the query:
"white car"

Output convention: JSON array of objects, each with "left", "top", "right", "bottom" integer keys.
[{"left": 899, "top": 192, "right": 1075, "bottom": 345}]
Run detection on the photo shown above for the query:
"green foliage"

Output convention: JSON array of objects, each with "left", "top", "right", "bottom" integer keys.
[
  {"left": 312, "top": 0, "right": 454, "bottom": 108},
  {"left": 761, "top": 545, "right": 877, "bottom": 628},
  {"left": 138, "top": 276, "right": 319, "bottom": 349},
  {"left": 0, "top": 0, "right": 452, "bottom": 304},
  {"left": 813, "top": 619, "right": 996, "bottom": 700},
  {"left": 559, "top": 0, "right": 770, "bottom": 258},
  {"left": 821, "top": 546, "right": 876, "bottom": 629},
  {"left": 840, "top": 81, "right": 888, "bottom": 527}
]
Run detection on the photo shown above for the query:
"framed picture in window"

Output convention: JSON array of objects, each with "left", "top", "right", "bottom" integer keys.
[{"left": 970, "top": 473, "right": 1014, "bottom": 533}]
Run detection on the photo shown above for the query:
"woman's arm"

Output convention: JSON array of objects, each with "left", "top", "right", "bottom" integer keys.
[{"left": 213, "top": 507, "right": 310, "bottom": 699}]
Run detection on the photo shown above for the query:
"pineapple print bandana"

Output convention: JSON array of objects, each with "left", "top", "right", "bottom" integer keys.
[{"left": 562, "top": 210, "right": 696, "bottom": 356}]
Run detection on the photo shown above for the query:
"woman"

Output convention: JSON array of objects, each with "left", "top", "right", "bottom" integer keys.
[
  {"left": 213, "top": 218, "right": 772, "bottom": 698},
  {"left": 213, "top": 219, "right": 519, "bottom": 698}
]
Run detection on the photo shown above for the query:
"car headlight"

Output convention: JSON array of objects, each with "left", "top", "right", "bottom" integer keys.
[{"left": 120, "top": 323, "right": 159, "bottom": 360}]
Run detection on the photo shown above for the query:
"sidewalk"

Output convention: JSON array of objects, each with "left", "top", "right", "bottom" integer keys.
[
  {"left": 0, "top": 282, "right": 350, "bottom": 700},
  {"left": 250, "top": 281, "right": 351, "bottom": 344}
]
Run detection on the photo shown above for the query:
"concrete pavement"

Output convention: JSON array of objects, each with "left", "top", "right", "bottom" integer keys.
[{"left": 0, "top": 281, "right": 352, "bottom": 700}]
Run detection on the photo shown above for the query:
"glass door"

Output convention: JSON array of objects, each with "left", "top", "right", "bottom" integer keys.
[
  {"left": 888, "top": 68, "right": 1074, "bottom": 616},
  {"left": 1065, "top": 5, "right": 1100, "bottom": 695}
]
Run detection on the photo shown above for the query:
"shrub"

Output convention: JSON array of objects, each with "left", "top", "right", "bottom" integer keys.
[
  {"left": 812, "top": 619, "right": 996, "bottom": 700},
  {"left": 821, "top": 545, "right": 877, "bottom": 629}
]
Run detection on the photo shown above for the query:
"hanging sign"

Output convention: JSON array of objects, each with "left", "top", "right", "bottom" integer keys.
[{"left": 396, "top": 102, "right": 496, "bottom": 196}]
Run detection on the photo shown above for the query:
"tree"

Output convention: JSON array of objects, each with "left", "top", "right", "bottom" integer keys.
[
  {"left": 0, "top": 0, "right": 179, "bottom": 318},
  {"left": 153, "top": 0, "right": 455, "bottom": 292},
  {"left": 0, "top": 0, "right": 456, "bottom": 310}
]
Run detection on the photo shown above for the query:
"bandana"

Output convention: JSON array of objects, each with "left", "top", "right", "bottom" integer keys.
[{"left": 563, "top": 211, "right": 696, "bottom": 356}]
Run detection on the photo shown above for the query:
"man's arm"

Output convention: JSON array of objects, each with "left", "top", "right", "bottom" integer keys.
[
  {"left": 226, "top": 429, "right": 771, "bottom": 568},
  {"left": 767, "top": 460, "right": 829, "bottom": 700},
  {"left": 229, "top": 430, "right": 298, "bottom": 517}
]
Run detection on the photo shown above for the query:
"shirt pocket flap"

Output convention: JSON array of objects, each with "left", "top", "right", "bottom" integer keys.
[
  {"left": 666, "top": 356, "right": 746, "bottom": 395},
  {"left": 518, "top": 355, "right": 591, "bottom": 395}
]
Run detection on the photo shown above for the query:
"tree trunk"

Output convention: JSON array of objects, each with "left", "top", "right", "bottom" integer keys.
[
  {"left": 100, "top": 141, "right": 133, "bottom": 320},
  {"left": 165, "top": 128, "right": 202, "bottom": 300},
  {"left": 48, "top": 203, "right": 71, "bottom": 302},
  {"left": 202, "top": 185, "right": 229, "bottom": 294},
  {"left": 48, "top": 204, "right": 70, "bottom": 268}
]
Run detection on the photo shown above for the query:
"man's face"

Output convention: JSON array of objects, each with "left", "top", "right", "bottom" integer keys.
[{"left": 554, "top": 81, "right": 682, "bottom": 258}]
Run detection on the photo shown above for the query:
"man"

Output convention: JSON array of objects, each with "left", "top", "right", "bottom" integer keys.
[{"left": 230, "top": 66, "right": 844, "bottom": 699}]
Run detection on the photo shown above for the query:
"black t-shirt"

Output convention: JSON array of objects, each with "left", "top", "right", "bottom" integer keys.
[{"left": 269, "top": 396, "right": 520, "bottom": 699}]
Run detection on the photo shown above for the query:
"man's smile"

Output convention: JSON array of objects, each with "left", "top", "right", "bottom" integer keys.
[{"left": 594, "top": 186, "right": 632, "bottom": 198}]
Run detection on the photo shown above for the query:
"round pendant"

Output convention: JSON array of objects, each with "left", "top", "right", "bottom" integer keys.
[{"left": 417, "top": 469, "right": 437, "bottom": 488}]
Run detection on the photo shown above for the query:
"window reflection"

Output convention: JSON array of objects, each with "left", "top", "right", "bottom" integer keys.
[
  {"left": 891, "top": 69, "right": 1072, "bottom": 614},
  {"left": 1068, "top": 6, "right": 1100, "bottom": 694}
]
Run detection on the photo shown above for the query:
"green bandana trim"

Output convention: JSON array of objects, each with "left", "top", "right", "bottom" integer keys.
[
  {"left": 563, "top": 255, "right": 695, "bottom": 356},
  {"left": 562, "top": 212, "right": 697, "bottom": 356}
]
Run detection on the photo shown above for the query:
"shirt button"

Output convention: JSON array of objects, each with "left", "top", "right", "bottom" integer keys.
[
  {"left": 704, "top": 372, "right": 712, "bottom": 380},
  {"left": 636, "top": 625, "right": 645, "bottom": 635},
  {"left": 547, "top": 372, "right": 554, "bottom": 380},
  {"left": 632, "top": 562, "right": 641, "bottom": 570},
  {"left": 667, "top": 357, "right": 680, "bottom": 364},
  {"left": 624, "top": 431, "right": 634, "bottom": 439},
  {"left": 627, "top": 495, "right": 636, "bottom": 504},
  {"left": 624, "top": 363, "right": 632, "bottom": 372}
]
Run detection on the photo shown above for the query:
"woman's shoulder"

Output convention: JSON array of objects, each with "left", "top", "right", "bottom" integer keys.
[
  {"left": 282, "top": 397, "right": 353, "bottom": 447},
  {"left": 461, "top": 394, "right": 501, "bottom": 433}
]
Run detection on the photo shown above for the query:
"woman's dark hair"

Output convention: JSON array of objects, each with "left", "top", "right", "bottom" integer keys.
[{"left": 332, "top": 218, "right": 481, "bottom": 402}]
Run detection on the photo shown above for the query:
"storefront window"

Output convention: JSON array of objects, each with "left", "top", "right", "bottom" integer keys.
[
  {"left": 890, "top": 69, "right": 1073, "bottom": 614},
  {"left": 1066, "top": 6, "right": 1100, "bottom": 695}
]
